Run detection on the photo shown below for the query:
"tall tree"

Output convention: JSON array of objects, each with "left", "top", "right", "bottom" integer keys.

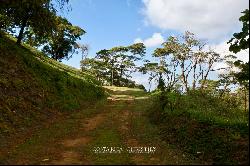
[
  {"left": 42, "top": 16, "right": 85, "bottom": 61},
  {"left": 1, "top": 0, "right": 54, "bottom": 44},
  {"left": 81, "top": 58, "right": 108, "bottom": 84},
  {"left": 153, "top": 48, "right": 179, "bottom": 91},
  {"left": 228, "top": 9, "right": 249, "bottom": 54},
  {"left": 148, "top": 31, "right": 222, "bottom": 92},
  {"left": 228, "top": 9, "right": 249, "bottom": 111},
  {"left": 95, "top": 43, "right": 146, "bottom": 86},
  {"left": 0, "top": 0, "right": 69, "bottom": 45},
  {"left": 140, "top": 62, "right": 164, "bottom": 92},
  {"left": 227, "top": 9, "right": 249, "bottom": 88},
  {"left": 79, "top": 43, "right": 89, "bottom": 61}
]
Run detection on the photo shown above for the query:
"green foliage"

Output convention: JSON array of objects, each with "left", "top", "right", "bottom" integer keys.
[
  {"left": 198, "top": 79, "right": 221, "bottom": 96},
  {"left": 157, "top": 73, "right": 165, "bottom": 92},
  {"left": 0, "top": 0, "right": 59, "bottom": 44},
  {"left": 233, "top": 61, "right": 249, "bottom": 89},
  {"left": 227, "top": 9, "right": 249, "bottom": 101},
  {"left": 42, "top": 16, "right": 85, "bottom": 61},
  {"left": 0, "top": 34, "right": 105, "bottom": 135},
  {"left": 136, "top": 84, "right": 147, "bottom": 91},
  {"left": 140, "top": 61, "right": 169, "bottom": 92},
  {"left": 128, "top": 43, "right": 146, "bottom": 56},
  {"left": 143, "top": 31, "right": 223, "bottom": 93},
  {"left": 148, "top": 91, "right": 249, "bottom": 164},
  {"left": 0, "top": 0, "right": 82, "bottom": 62},
  {"left": 226, "top": 9, "right": 249, "bottom": 94},
  {"left": 228, "top": 9, "right": 249, "bottom": 54},
  {"left": 82, "top": 43, "right": 146, "bottom": 87}
]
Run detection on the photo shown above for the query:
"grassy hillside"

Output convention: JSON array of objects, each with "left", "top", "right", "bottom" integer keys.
[
  {"left": 0, "top": 33, "right": 105, "bottom": 136},
  {"left": 148, "top": 91, "right": 249, "bottom": 164}
]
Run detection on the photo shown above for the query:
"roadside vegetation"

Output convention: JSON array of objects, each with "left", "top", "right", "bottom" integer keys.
[
  {"left": 147, "top": 89, "right": 248, "bottom": 164},
  {"left": 144, "top": 9, "right": 249, "bottom": 165},
  {"left": 0, "top": 34, "right": 105, "bottom": 157}
]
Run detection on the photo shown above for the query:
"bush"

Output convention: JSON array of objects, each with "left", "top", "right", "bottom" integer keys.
[{"left": 147, "top": 90, "right": 249, "bottom": 164}]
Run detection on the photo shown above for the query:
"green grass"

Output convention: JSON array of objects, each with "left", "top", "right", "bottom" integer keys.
[
  {"left": 103, "top": 86, "right": 148, "bottom": 98},
  {"left": 129, "top": 95, "right": 199, "bottom": 165},
  {"left": 148, "top": 91, "right": 249, "bottom": 164},
  {"left": 0, "top": 33, "right": 105, "bottom": 136}
]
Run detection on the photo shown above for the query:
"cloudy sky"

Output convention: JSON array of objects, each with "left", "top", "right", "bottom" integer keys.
[{"left": 61, "top": 0, "right": 249, "bottom": 90}]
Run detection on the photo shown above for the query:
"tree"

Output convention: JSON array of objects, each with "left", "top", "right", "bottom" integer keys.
[
  {"left": 233, "top": 61, "right": 249, "bottom": 88},
  {"left": 228, "top": 9, "right": 249, "bottom": 54},
  {"left": 139, "top": 63, "right": 155, "bottom": 92},
  {"left": 153, "top": 48, "right": 179, "bottom": 91},
  {"left": 215, "top": 54, "right": 249, "bottom": 112},
  {"left": 1, "top": 0, "right": 54, "bottom": 45},
  {"left": 0, "top": 0, "right": 69, "bottom": 45},
  {"left": 227, "top": 9, "right": 249, "bottom": 111},
  {"left": 150, "top": 31, "right": 222, "bottom": 92},
  {"left": 95, "top": 49, "right": 116, "bottom": 85},
  {"left": 234, "top": 60, "right": 249, "bottom": 112},
  {"left": 95, "top": 43, "right": 146, "bottom": 86},
  {"left": 199, "top": 79, "right": 220, "bottom": 96},
  {"left": 228, "top": 9, "right": 249, "bottom": 89},
  {"left": 80, "top": 58, "right": 108, "bottom": 84},
  {"left": 42, "top": 16, "right": 85, "bottom": 61},
  {"left": 78, "top": 43, "right": 89, "bottom": 61}
]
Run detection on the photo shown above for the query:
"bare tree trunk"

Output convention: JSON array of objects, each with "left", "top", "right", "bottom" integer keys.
[
  {"left": 17, "top": 16, "right": 29, "bottom": 45},
  {"left": 181, "top": 62, "right": 188, "bottom": 92},
  {"left": 192, "top": 60, "right": 197, "bottom": 90},
  {"left": 244, "top": 87, "right": 247, "bottom": 112},
  {"left": 200, "top": 59, "right": 213, "bottom": 90},
  {"left": 120, "top": 68, "right": 123, "bottom": 86},
  {"left": 111, "top": 69, "right": 113, "bottom": 86}
]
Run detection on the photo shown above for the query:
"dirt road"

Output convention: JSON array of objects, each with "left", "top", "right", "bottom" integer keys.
[{"left": 1, "top": 87, "right": 198, "bottom": 165}]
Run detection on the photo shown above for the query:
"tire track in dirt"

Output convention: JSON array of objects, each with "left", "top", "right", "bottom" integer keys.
[
  {"left": 5, "top": 87, "right": 197, "bottom": 165},
  {"left": 114, "top": 96, "right": 161, "bottom": 165},
  {"left": 50, "top": 111, "right": 108, "bottom": 164}
]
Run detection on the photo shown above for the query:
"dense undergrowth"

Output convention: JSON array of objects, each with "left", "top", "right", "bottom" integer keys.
[
  {"left": 148, "top": 90, "right": 249, "bottom": 164},
  {"left": 0, "top": 33, "right": 105, "bottom": 136}
]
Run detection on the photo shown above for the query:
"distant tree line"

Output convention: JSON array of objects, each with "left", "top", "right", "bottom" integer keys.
[{"left": 80, "top": 43, "right": 147, "bottom": 90}]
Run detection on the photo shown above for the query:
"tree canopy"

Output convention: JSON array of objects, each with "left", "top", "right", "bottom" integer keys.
[
  {"left": 81, "top": 43, "right": 146, "bottom": 87},
  {"left": 0, "top": 0, "right": 87, "bottom": 61},
  {"left": 42, "top": 16, "right": 85, "bottom": 61},
  {"left": 228, "top": 9, "right": 249, "bottom": 54},
  {"left": 228, "top": 9, "right": 249, "bottom": 89},
  {"left": 141, "top": 31, "right": 222, "bottom": 92},
  {"left": 0, "top": 0, "right": 58, "bottom": 44}
]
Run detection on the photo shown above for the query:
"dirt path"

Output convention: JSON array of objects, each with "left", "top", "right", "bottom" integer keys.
[{"left": 1, "top": 87, "right": 199, "bottom": 165}]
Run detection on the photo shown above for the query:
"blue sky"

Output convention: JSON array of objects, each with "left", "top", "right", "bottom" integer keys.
[
  {"left": 60, "top": 0, "right": 249, "bottom": 90},
  {"left": 60, "top": 0, "right": 160, "bottom": 62}
]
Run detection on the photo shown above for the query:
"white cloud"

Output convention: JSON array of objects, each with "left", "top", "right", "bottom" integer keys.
[
  {"left": 213, "top": 42, "right": 249, "bottom": 63},
  {"left": 134, "top": 33, "right": 164, "bottom": 47},
  {"left": 212, "top": 41, "right": 249, "bottom": 74},
  {"left": 141, "top": 0, "right": 249, "bottom": 40}
]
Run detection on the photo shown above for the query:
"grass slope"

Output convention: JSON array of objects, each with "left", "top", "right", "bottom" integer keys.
[
  {"left": 0, "top": 33, "right": 105, "bottom": 137},
  {"left": 148, "top": 91, "right": 249, "bottom": 164}
]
